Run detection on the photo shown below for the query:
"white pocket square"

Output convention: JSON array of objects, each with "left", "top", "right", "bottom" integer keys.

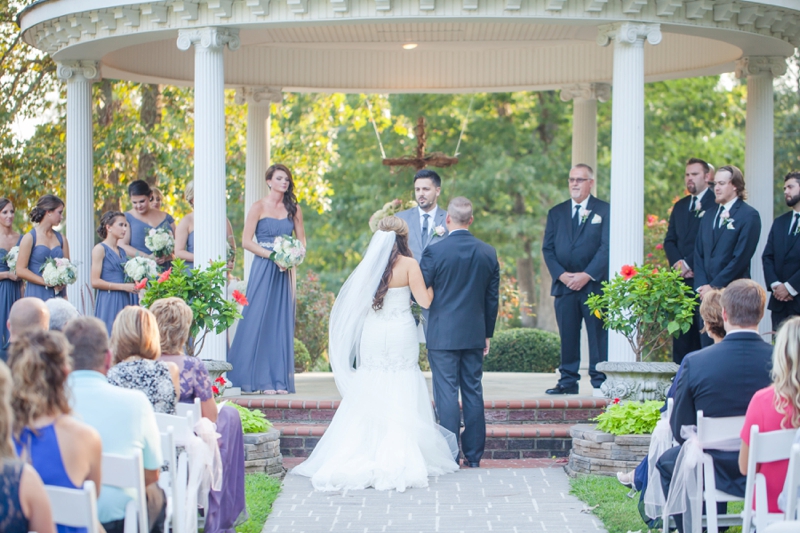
[{"left": 591, "top": 214, "right": 602, "bottom": 224}]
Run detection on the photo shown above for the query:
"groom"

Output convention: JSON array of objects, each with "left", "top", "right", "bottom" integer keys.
[{"left": 421, "top": 197, "right": 500, "bottom": 467}]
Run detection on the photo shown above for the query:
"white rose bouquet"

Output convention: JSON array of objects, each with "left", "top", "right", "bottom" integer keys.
[
  {"left": 144, "top": 228, "right": 174, "bottom": 258},
  {"left": 2, "top": 246, "right": 19, "bottom": 272},
  {"left": 124, "top": 256, "right": 158, "bottom": 282},
  {"left": 260, "top": 235, "right": 305, "bottom": 270},
  {"left": 40, "top": 257, "right": 78, "bottom": 287}
]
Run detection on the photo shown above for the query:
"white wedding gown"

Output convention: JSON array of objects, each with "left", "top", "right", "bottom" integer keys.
[{"left": 292, "top": 286, "right": 459, "bottom": 492}]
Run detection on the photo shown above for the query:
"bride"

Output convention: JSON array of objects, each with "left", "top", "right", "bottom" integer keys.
[{"left": 292, "top": 216, "right": 459, "bottom": 491}]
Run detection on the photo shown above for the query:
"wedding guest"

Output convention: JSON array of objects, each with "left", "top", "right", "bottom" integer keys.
[
  {"left": 0, "top": 198, "right": 21, "bottom": 361},
  {"left": 150, "top": 187, "right": 164, "bottom": 211},
  {"left": 174, "top": 180, "right": 236, "bottom": 271},
  {"left": 738, "top": 316, "right": 800, "bottom": 514},
  {"left": 64, "top": 317, "right": 166, "bottom": 533},
  {"left": 92, "top": 212, "right": 137, "bottom": 335},
  {"left": 0, "top": 360, "right": 55, "bottom": 533},
  {"left": 229, "top": 164, "right": 306, "bottom": 394},
  {"left": 16, "top": 195, "right": 70, "bottom": 302},
  {"left": 46, "top": 298, "right": 79, "bottom": 332},
  {"left": 9, "top": 330, "right": 103, "bottom": 533},
  {"left": 119, "top": 180, "right": 175, "bottom": 267},
  {"left": 151, "top": 297, "right": 247, "bottom": 531},
  {"left": 107, "top": 306, "right": 180, "bottom": 414},
  {"left": 7, "top": 298, "right": 49, "bottom": 343}
]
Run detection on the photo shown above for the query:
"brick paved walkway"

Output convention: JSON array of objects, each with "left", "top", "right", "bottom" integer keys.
[{"left": 263, "top": 467, "right": 607, "bottom": 533}]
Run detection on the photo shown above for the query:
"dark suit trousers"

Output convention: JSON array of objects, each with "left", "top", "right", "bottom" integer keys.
[
  {"left": 673, "top": 282, "right": 701, "bottom": 364},
  {"left": 553, "top": 289, "right": 608, "bottom": 388},
  {"left": 427, "top": 348, "right": 485, "bottom": 464},
  {"left": 772, "top": 307, "right": 798, "bottom": 333}
]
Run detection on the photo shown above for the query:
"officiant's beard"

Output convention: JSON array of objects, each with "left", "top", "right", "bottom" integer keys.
[{"left": 787, "top": 193, "right": 800, "bottom": 207}]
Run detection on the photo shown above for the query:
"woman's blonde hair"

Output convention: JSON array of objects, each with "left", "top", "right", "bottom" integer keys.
[
  {"left": 772, "top": 316, "right": 800, "bottom": 428},
  {"left": 699, "top": 289, "right": 726, "bottom": 340},
  {"left": 184, "top": 180, "right": 194, "bottom": 204},
  {"left": 7, "top": 331, "right": 72, "bottom": 435},
  {"left": 111, "top": 306, "right": 161, "bottom": 364},
  {"left": 151, "top": 187, "right": 163, "bottom": 202},
  {"left": 150, "top": 297, "right": 193, "bottom": 355},
  {"left": 377, "top": 215, "right": 409, "bottom": 237},
  {"left": 0, "top": 361, "right": 15, "bottom": 458}
]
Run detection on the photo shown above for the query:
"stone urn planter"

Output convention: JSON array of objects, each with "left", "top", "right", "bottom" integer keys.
[
  {"left": 597, "top": 361, "right": 678, "bottom": 401},
  {"left": 201, "top": 359, "right": 233, "bottom": 381},
  {"left": 566, "top": 424, "right": 651, "bottom": 477}
]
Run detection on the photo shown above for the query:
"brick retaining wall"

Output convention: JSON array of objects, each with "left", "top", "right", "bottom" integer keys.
[{"left": 566, "top": 424, "right": 650, "bottom": 476}]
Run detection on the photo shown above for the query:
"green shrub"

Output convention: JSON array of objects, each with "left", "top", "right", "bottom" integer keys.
[
  {"left": 230, "top": 404, "right": 272, "bottom": 434},
  {"left": 594, "top": 400, "right": 662, "bottom": 435},
  {"left": 483, "top": 328, "right": 560, "bottom": 373},
  {"left": 294, "top": 338, "right": 311, "bottom": 373},
  {"left": 295, "top": 270, "right": 335, "bottom": 369}
]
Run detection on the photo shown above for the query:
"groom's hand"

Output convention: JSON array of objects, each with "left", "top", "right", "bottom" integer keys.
[{"left": 483, "top": 338, "right": 491, "bottom": 358}]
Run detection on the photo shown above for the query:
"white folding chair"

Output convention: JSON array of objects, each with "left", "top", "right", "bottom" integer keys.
[
  {"left": 45, "top": 480, "right": 100, "bottom": 533},
  {"left": 763, "top": 521, "right": 800, "bottom": 532},
  {"left": 784, "top": 444, "right": 800, "bottom": 521},
  {"left": 155, "top": 411, "right": 197, "bottom": 533},
  {"left": 155, "top": 411, "right": 194, "bottom": 447},
  {"left": 175, "top": 398, "right": 201, "bottom": 427},
  {"left": 159, "top": 427, "right": 178, "bottom": 533},
  {"left": 742, "top": 425, "right": 797, "bottom": 533},
  {"left": 102, "top": 451, "right": 149, "bottom": 533}
]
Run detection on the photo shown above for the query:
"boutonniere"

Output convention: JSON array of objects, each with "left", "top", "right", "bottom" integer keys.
[
  {"left": 591, "top": 213, "right": 602, "bottom": 224},
  {"left": 434, "top": 225, "right": 445, "bottom": 237},
  {"left": 697, "top": 210, "right": 705, "bottom": 218},
  {"left": 694, "top": 201, "right": 704, "bottom": 217},
  {"left": 580, "top": 208, "right": 591, "bottom": 224},
  {"left": 720, "top": 209, "right": 735, "bottom": 230}
]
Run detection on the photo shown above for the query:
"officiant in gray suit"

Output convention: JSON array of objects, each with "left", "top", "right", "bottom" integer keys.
[{"left": 397, "top": 169, "right": 449, "bottom": 260}]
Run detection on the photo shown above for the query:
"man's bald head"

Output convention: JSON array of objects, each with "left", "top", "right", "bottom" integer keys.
[{"left": 8, "top": 298, "right": 50, "bottom": 341}]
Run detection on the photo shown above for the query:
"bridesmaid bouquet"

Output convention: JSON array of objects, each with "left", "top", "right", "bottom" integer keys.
[
  {"left": 2, "top": 246, "right": 19, "bottom": 272},
  {"left": 124, "top": 256, "right": 158, "bottom": 282},
  {"left": 144, "top": 228, "right": 174, "bottom": 258},
  {"left": 40, "top": 257, "right": 78, "bottom": 287},
  {"left": 260, "top": 235, "right": 306, "bottom": 270}
]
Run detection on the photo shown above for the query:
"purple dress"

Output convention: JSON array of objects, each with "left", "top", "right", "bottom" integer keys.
[
  {"left": 160, "top": 354, "right": 247, "bottom": 532},
  {"left": 95, "top": 244, "right": 136, "bottom": 335}
]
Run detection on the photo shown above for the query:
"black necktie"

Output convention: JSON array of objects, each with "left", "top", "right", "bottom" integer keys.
[
  {"left": 689, "top": 196, "right": 696, "bottom": 213},
  {"left": 713, "top": 205, "right": 724, "bottom": 231},
  {"left": 790, "top": 213, "right": 800, "bottom": 236},
  {"left": 422, "top": 213, "right": 430, "bottom": 243},
  {"left": 572, "top": 205, "right": 581, "bottom": 233}
]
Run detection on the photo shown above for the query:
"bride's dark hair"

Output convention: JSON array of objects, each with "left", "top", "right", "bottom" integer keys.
[{"left": 372, "top": 216, "right": 413, "bottom": 311}]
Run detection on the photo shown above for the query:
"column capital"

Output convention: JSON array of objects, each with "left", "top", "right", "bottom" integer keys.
[
  {"left": 235, "top": 86, "right": 283, "bottom": 106},
  {"left": 177, "top": 27, "right": 240, "bottom": 52},
  {"left": 560, "top": 83, "right": 611, "bottom": 103},
  {"left": 735, "top": 56, "right": 788, "bottom": 79},
  {"left": 56, "top": 61, "right": 100, "bottom": 82},
  {"left": 597, "top": 23, "right": 661, "bottom": 47}
]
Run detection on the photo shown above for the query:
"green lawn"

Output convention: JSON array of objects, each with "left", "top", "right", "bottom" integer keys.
[
  {"left": 236, "top": 473, "right": 283, "bottom": 533},
  {"left": 569, "top": 474, "right": 744, "bottom": 533}
]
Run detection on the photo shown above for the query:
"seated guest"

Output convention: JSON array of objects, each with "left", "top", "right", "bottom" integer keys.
[
  {"left": 65, "top": 316, "right": 166, "bottom": 533},
  {"left": 2, "top": 297, "right": 49, "bottom": 362},
  {"left": 150, "top": 297, "right": 247, "bottom": 532},
  {"left": 9, "top": 330, "right": 103, "bottom": 533},
  {"left": 739, "top": 316, "right": 800, "bottom": 514},
  {"left": 46, "top": 297, "right": 80, "bottom": 332},
  {"left": 108, "top": 306, "right": 179, "bottom": 414},
  {"left": 658, "top": 279, "right": 773, "bottom": 532},
  {"left": 0, "top": 360, "right": 55, "bottom": 533}
]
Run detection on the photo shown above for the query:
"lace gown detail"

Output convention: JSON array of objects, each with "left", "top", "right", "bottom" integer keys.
[{"left": 292, "top": 287, "right": 458, "bottom": 492}]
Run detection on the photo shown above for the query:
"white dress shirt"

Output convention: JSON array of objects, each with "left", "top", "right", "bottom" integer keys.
[{"left": 419, "top": 206, "right": 440, "bottom": 237}]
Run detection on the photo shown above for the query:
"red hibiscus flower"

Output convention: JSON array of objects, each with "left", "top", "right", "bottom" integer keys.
[
  {"left": 157, "top": 268, "right": 172, "bottom": 284},
  {"left": 655, "top": 243, "right": 664, "bottom": 250},
  {"left": 613, "top": 397, "right": 620, "bottom": 404},
  {"left": 134, "top": 278, "right": 147, "bottom": 290},
  {"left": 647, "top": 253, "right": 654, "bottom": 258},
  {"left": 652, "top": 269, "right": 659, "bottom": 274},
  {"left": 215, "top": 376, "right": 226, "bottom": 385},
  {"left": 232, "top": 290, "right": 248, "bottom": 306},
  {"left": 620, "top": 265, "right": 637, "bottom": 280},
  {"left": 212, "top": 385, "right": 220, "bottom": 395}
]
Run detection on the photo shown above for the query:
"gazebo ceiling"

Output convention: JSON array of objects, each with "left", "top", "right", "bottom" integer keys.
[{"left": 19, "top": 0, "right": 798, "bottom": 93}]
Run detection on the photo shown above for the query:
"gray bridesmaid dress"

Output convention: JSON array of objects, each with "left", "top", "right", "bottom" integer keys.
[
  {"left": 25, "top": 229, "right": 64, "bottom": 302},
  {"left": 125, "top": 212, "right": 174, "bottom": 270},
  {"left": 0, "top": 241, "right": 22, "bottom": 359},
  {"left": 228, "top": 217, "right": 296, "bottom": 393},
  {"left": 94, "top": 244, "right": 135, "bottom": 335},
  {"left": 185, "top": 231, "right": 194, "bottom": 270}
]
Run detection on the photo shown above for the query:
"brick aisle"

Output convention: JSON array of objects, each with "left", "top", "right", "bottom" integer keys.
[{"left": 262, "top": 467, "right": 607, "bottom": 533}]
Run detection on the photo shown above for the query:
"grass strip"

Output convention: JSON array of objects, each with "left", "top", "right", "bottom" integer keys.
[{"left": 236, "top": 473, "right": 283, "bottom": 533}]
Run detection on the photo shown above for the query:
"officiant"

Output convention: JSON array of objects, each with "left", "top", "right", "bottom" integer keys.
[{"left": 397, "top": 170, "right": 449, "bottom": 260}]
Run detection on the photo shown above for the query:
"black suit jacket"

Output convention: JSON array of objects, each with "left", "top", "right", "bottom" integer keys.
[
  {"left": 762, "top": 211, "right": 800, "bottom": 315},
  {"left": 694, "top": 199, "right": 761, "bottom": 288},
  {"left": 420, "top": 231, "right": 500, "bottom": 351},
  {"left": 663, "top": 192, "right": 710, "bottom": 273},
  {"left": 542, "top": 196, "right": 610, "bottom": 297}
]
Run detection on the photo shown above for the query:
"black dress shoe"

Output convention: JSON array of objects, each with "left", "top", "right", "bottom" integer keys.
[
  {"left": 461, "top": 459, "right": 480, "bottom": 468},
  {"left": 545, "top": 384, "right": 579, "bottom": 395}
]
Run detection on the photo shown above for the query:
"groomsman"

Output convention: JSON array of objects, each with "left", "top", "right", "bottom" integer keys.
[
  {"left": 762, "top": 171, "right": 800, "bottom": 332},
  {"left": 397, "top": 169, "right": 449, "bottom": 261},
  {"left": 662, "top": 158, "right": 713, "bottom": 364},
  {"left": 542, "top": 164, "right": 609, "bottom": 395},
  {"left": 694, "top": 164, "right": 761, "bottom": 346}
]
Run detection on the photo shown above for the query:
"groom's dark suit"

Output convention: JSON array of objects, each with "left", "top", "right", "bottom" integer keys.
[
  {"left": 762, "top": 210, "right": 800, "bottom": 331},
  {"left": 421, "top": 230, "right": 500, "bottom": 465}
]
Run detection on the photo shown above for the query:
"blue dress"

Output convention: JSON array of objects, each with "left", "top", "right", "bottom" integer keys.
[
  {"left": 0, "top": 459, "right": 28, "bottom": 533},
  {"left": 95, "top": 244, "right": 136, "bottom": 335},
  {"left": 15, "top": 424, "right": 86, "bottom": 533},
  {"left": 25, "top": 229, "right": 64, "bottom": 301},
  {"left": 185, "top": 231, "right": 194, "bottom": 270},
  {"left": 125, "top": 212, "right": 174, "bottom": 270},
  {"left": 0, "top": 243, "right": 22, "bottom": 359},
  {"left": 228, "top": 217, "right": 296, "bottom": 393}
]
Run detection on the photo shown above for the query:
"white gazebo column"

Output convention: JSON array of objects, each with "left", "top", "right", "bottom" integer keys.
[
  {"left": 560, "top": 83, "right": 611, "bottom": 176},
  {"left": 736, "top": 56, "right": 787, "bottom": 335},
  {"left": 598, "top": 23, "right": 661, "bottom": 362},
  {"left": 178, "top": 27, "right": 239, "bottom": 362},
  {"left": 235, "top": 87, "right": 283, "bottom": 281},
  {"left": 57, "top": 61, "right": 99, "bottom": 311}
]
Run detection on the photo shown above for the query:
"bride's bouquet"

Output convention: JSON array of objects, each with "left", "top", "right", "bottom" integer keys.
[
  {"left": 40, "top": 257, "right": 78, "bottom": 287},
  {"left": 144, "top": 228, "right": 174, "bottom": 258},
  {"left": 124, "top": 256, "right": 158, "bottom": 282},
  {"left": 260, "top": 235, "right": 305, "bottom": 270},
  {"left": 2, "top": 246, "right": 19, "bottom": 272}
]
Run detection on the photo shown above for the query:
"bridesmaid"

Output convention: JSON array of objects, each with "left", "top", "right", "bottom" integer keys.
[
  {"left": 16, "top": 195, "right": 70, "bottom": 302},
  {"left": 175, "top": 180, "right": 236, "bottom": 272},
  {"left": 150, "top": 186, "right": 164, "bottom": 211},
  {"left": 0, "top": 198, "right": 21, "bottom": 358},
  {"left": 91, "top": 211, "right": 138, "bottom": 335},
  {"left": 119, "top": 180, "right": 175, "bottom": 267},
  {"left": 228, "top": 164, "right": 305, "bottom": 395}
]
